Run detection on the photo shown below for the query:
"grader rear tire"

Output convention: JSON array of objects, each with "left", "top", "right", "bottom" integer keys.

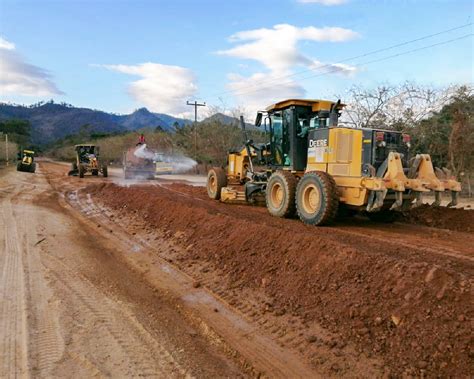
[
  {"left": 207, "top": 168, "right": 227, "bottom": 200},
  {"left": 102, "top": 166, "right": 108, "bottom": 178},
  {"left": 265, "top": 171, "right": 297, "bottom": 218},
  {"left": 79, "top": 165, "right": 85, "bottom": 178},
  {"left": 296, "top": 171, "right": 339, "bottom": 226}
]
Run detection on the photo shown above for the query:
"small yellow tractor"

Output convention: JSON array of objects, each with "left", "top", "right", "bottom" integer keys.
[
  {"left": 68, "top": 144, "right": 108, "bottom": 178},
  {"left": 206, "top": 99, "right": 461, "bottom": 225},
  {"left": 17, "top": 149, "right": 36, "bottom": 173}
]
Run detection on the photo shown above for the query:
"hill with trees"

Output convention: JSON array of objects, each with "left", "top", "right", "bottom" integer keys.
[{"left": 0, "top": 101, "right": 191, "bottom": 145}]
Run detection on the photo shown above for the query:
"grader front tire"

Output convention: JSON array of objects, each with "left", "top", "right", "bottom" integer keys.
[
  {"left": 265, "top": 171, "right": 297, "bottom": 218},
  {"left": 207, "top": 168, "right": 227, "bottom": 200},
  {"left": 296, "top": 171, "right": 339, "bottom": 226}
]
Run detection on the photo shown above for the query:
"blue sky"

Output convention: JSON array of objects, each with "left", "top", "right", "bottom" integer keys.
[{"left": 0, "top": 0, "right": 472, "bottom": 117}]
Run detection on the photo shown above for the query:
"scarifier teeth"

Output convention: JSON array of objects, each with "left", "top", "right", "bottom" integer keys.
[
  {"left": 413, "top": 192, "right": 424, "bottom": 208},
  {"left": 447, "top": 191, "right": 458, "bottom": 208},
  {"left": 432, "top": 191, "right": 442, "bottom": 207},
  {"left": 390, "top": 192, "right": 404, "bottom": 211}
]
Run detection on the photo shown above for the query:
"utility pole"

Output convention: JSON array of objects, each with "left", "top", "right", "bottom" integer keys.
[
  {"left": 4, "top": 133, "right": 9, "bottom": 166},
  {"left": 186, "top": 100, "right": 206, "bottom": 161}
]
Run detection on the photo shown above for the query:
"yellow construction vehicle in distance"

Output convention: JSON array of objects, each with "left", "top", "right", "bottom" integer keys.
[
  {"left": 206, "top": 99, "right": 461, "bottom": 225},
  {"left": 17, "top": 149, "right": 36, "bottom": 173},
  {"left": 68, "top": 144, "right": 108, "bottom": 178}
]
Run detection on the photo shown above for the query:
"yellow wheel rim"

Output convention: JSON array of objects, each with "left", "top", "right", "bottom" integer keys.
[
  {"left": 270, "top": 182, "right": 284, "bottom": 208},
  {"left": 209, "top": 174, "right": 217, "bottom": 194},
  {"left": 302, "top": 184, "right": 320, "bottom": 214}
]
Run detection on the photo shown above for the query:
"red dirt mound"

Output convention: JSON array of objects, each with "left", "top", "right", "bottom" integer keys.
[
  {"left": 85, "top": 182, "right": 473, "bottom": 377},
  {"left": 401, "top": 205, "right": 474, "bottom": 232}
]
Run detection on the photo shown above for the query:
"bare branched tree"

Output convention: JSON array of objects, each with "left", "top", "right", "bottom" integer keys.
[{"left": 340, "top": 82, "right": 459, "bottom": 130}]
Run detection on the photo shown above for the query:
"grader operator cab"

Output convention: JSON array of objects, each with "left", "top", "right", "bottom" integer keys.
[
  {"left": 17, "top": 149, "right": 36, "bottom": 173},
  {"left": 69, "top": 144, "right": 108, "bottom": 178},
  {"left": 206, "top": 99, "right": 461, "bottom": 225}
]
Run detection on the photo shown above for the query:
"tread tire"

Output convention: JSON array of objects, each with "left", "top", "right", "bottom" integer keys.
[
  {"left": 207, "top": 167, "right": 227, "bottom": 200},
  {"left": 296, "top": 171, "right": 339, "bottom": 226},
  {"left": 265, "top": 170, "right": 297, "bottom": 218}
]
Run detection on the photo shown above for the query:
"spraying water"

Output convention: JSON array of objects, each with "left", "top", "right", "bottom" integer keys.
[
  {"left": 133, "top": 144, "right": 197, "bottom": 173},
  {"left": 133, "top": 144, "right": 155, "bottom": 160},
  {"left": 160, "top": 154, "right": 197, "bottom": 173}
]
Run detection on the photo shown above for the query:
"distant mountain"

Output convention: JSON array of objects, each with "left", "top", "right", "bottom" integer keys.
[
  {"left": 0, "top": 102, "right": 191, "bottom": 145},
  {"left": 202, "top": 112, "right": 239, "bottom": 125}
]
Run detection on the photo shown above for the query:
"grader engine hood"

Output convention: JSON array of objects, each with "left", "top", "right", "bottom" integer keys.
[{"left": 306, "top": 127, "right": 461, "bottom": 212}]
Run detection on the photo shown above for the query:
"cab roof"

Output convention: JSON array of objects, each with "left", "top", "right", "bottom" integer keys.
[
  {"left": 266, "top": 99, "right": 346, "bottom": 112},
  {"left": 74, "top": 144, "right": 96, "bottom": 148}
]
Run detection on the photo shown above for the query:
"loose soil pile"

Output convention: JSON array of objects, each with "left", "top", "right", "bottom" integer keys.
[
  {"left": 86, "top": 182, "right": 473, "bottom": 377},
  {"left": 401, "top": 204, "right": 474, "bottom": 232}
]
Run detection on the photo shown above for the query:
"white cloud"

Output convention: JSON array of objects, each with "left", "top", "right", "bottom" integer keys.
[
  {"left": 96, "top": 62, "right": 197, "bottom": 115},
  {"left": 297, "top": 0, "right": 348, "bottom": 5},
  {"left": 218, "top": 24, "right": 358, "bottom": 73},
  {"left": 0, "top": 37, "right": 15, "bottom": 50},
  {"left": 0, "top": 36, "right": 63, "bottom": 97},
  {"left": 216, "top": 24, "right": 358, "bottom": 112},
  {"left": 227, "top": 71, "right": 306, "bottom": 111}
]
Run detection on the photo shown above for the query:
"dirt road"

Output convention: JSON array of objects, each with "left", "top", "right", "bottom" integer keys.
[
  {"left": 2, "top": 161, "right": 473, "bottom": 377},
  {"left": 0, "top": 164, "right": 256, "bottom": 377}
]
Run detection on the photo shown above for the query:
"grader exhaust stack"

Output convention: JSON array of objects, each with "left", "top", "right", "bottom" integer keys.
[{"left": 206, "top": 98, "right": 462, "bottom": 225}]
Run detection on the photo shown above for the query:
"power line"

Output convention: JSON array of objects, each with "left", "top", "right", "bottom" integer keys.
[
  {"left": 216, "top": 33, "right": 473, "bottom": 100},
  {"left": 208, "top": 22, "right": 473, "bottom": 100}
]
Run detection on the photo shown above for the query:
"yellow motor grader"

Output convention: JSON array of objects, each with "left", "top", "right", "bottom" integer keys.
[
  {"left": 206, "top": 99, "right": 461, "bottom": 225},
  {"left": 68, "top": 144, "right": 108, "bottom": 178},
  {"left": 17, "top": 149, "right": 36, "bottom": 173}
]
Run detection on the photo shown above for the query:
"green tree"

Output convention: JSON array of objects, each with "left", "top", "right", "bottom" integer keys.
[{"left": 0, "top": 119, "right": 32, "bottom": 147}]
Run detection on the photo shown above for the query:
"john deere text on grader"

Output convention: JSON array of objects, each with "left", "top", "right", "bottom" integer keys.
[{"left": 206, "top": 99, "right": 461, "bottom": 225}]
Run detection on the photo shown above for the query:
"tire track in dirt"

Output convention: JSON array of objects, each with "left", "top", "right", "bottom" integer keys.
[
  {"left": 33, "top": 171, "right": 191, "bottom": 377},
  {"left": 0, "top": 197, "right": 29, "bottom": 378},
  {"left": 18, "top": 213, "right": 64, "bottom": 377},
  {"left": 43, "top": 257, "right": 188, "bottom": 378},
  {"left": 0, "top": 167, "right": 65, "bottom": 378}
]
